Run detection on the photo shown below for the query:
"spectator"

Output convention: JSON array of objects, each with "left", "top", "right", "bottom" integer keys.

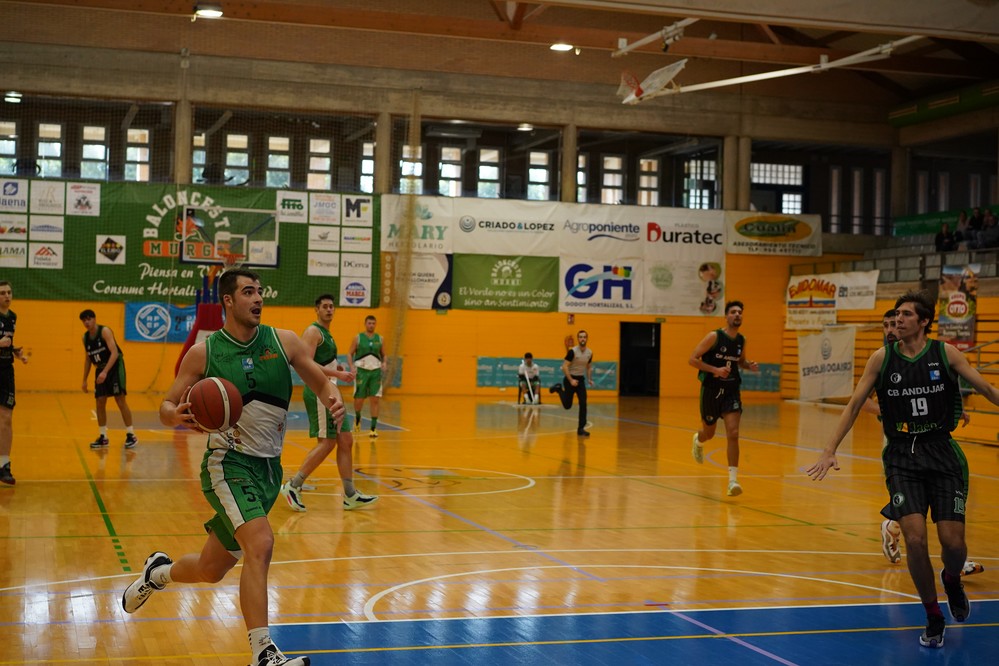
[
  {"left": 954, "top": 211, "right": 970, "bottom": 244},
  {"left": 935, "top": 222, "right": 957, "bottom": 252},
  {"left": 969, "top": 206, "right": 984, "bottom": 232},
  {"left": 972, "top": 214, "right": 999, "bottom": 249}
]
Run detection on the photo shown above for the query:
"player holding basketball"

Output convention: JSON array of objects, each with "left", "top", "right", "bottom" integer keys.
[
  {"left": 807, "top": 290, "right": 998, "bottom": 648},
  {"left": 280, "top": 294, "right": 378, "bottom": 512},
  {"left": 122, "top": 269, "right": 345, "bottom": 666},
  {"left": 80, "top": 309, "right": 137, "bottom": 449},
  {"left": 0, "top": 281, "right": 28, "bottom": 486},
  {"left": 348, "top": 315, "right": 385, "bottom": 438},
  {"left": 689, "top": 300, "right": 758, "bottom": 496},
  {"left": 549, "top": 330, "right": 593, "bottom": 436}
]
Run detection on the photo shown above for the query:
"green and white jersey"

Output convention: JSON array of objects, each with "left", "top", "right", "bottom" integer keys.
[
  {"left": 204, "top": 324, "right": 293, "bottom": 458},
  {"left": 304, "top": 322, "right": 337, "bottom": 402},
  {"left": 353, "top": 332, "right": 383, "bottom": 371}
]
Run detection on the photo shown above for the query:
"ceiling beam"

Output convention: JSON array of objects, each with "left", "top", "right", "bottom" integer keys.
[{"left": 755, "top": 24, "right": 781, "bottom": 45}]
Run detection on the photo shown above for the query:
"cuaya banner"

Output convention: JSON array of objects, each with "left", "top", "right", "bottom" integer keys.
[
  {"left": 937, "top": 264, "right": 978, "bottom": 350},
  {"left": 725, "top": 212, "right": 822, "bottom": 256},
  {"left": 453, "top": 255, "right": 558, "bottom": 312},
  {"left": 797, "top": 326, "right": 855, "bottom": 401}
]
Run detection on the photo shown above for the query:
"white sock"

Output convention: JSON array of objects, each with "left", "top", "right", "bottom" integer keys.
[
  {"left": 99, "top": 426, "right": 108, "bottom": 437},
  {"left": 149, "top": 563, "right": 173, "bottom": 587},
  {"left": 693, "top": 434, "right": 701, "bottom": 446},
  {"left": 248, "top": 627, "right": 273, "bottom": 660},
  {"left": 729, "top": 467, "right": 738, "bottom": 483},
  {"left": 0, "top": 455, "right": 9, "bottom": 467},
  {"left": 126, "top": 425, "right": 135, "bottom": 434}
]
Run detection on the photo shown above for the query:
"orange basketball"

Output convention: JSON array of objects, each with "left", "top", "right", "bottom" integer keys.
[
  {"left": 565, "top": 335, "right": 575, "bottom": 349},
  {"left": 186, "top": 377, "right": 243, "bottom": 432}
]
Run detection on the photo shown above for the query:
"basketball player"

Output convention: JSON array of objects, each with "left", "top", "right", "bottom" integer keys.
[
  {"left": 121, "top": 269, "right": 345, "bottom": 666},
  {"left": 807, "top": 290, "right": 999, "bottom": 649},
  {"left": 867, "top": 308, "right": 983, "bottom": 577},
  {"left": 80, "top": 310, "right": 137, "bottom": 449},
  {"left": 280, "top": 295, "right": 378, "bottom": 512},
  {"left": 348, "top": 315, "right": 385, "bottom": 438},
  {"left": 0, "top": 281, "right": 28, "bottom": 486},
  {"left": 550, "top": 330, "right": 593, "bottom": 436},
  {"left": 689, "top": 300, "right": 758, "bottom": 496}
]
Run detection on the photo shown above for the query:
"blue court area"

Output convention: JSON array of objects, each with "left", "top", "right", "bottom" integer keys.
[{"left": 274, "top": 600, "right": 999, "bottom": 665}]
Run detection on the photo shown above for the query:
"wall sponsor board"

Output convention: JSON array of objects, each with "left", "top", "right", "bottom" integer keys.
[
  {"left": 937, "top": 264, "right": 978, "bottom": 350},
  {"left": 477, "top": 356, "right": 617, "bottom": 390},
  {"left": 559, "top": 257, "right": 643, "bottom": 313},
  {"left": 798, "top": 327, "right": 856, "bottom": 401},
  {"left": 342, "top": 195, "right": 374, "bottom": 228},
  {"left": 0, "top": 213, "right": 27, "bottom": 242},
  {"left": 642, "top": 208, "right": 726, "bottom": 315},
  {"left": 380, "top": 195, "right": 453, "bottom": 254},
  {"left": 382, "top": 252, "right": 453, "bottom": 310},
  {"left": 124, "top": 301, "right": 196, "bottom": 343},
  {"left": 451, "top": 198, "right": 560, "bottom": 256},
  {"left": 559, "top": 203, "right": 644, "bottom": 259},
  {"left": 452, "top": 254, "right": 558, "bottom": 312},
  {"left": 725, "top": 212, "right": 822, "bottom": 256},
  {"left": 340, "top": 277, "right": 372, "bottom": 308},
  {"left": 0, "top": 179, "right": 29, "bottom": 213},
  {"left": 785, "top": 270, "right": 879, "bottom": 329},
  {"left": 29, "top": 181, "right": 66, "bottom": 215}
]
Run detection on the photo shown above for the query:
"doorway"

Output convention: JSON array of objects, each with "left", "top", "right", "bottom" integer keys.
[{"left": 619, "top": 322, "right": 661, "bottom": 397}]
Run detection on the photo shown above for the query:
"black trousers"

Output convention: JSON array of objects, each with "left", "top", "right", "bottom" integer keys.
[{"left": 556, "top": 375, "right": 587, "bottom": 432}]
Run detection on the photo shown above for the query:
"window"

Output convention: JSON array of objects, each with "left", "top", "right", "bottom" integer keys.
[
  {"left": 438, "top": 145, "right": 462, "bottom": 197},
  {"left": 637, "top": 158, "right": 659, "bottom": 206},
  {"left": 829, "top": 166, "right": 841, "bottom": 233},
  {"left": 477, "top": 148, "right": 500, "bottom": 198},
  {"left": 851, "top": 167, "right": 864, "bottom": 234},
  {"left": 80, "top": 125, "right": 108, "bottom": 180},
  {"left": 527, "top": 151, "right": 550, "bottom": 201},
  {"left": 781, "top": 192, "right": 802, "bottom": 215},
  {"left": 873, "top": 168, "right": 887, "bottom": 235},
  {"left": 266, "top": 136, "right": 290, "bottom": 188},
  {"left": 684, "top": 158, "right": 716, "bottom": 209},
  {"left": 399, "top": 144, "right": 423, "bottom": 194},
  {"left": 307, "top": 138, "right": 332, "bottom": 190},
  {"left": 969, "top": 173, "right": 981, "bottom": 208},
  {"left": 751, "top": 163, "right": 803, "bottom": 185},
  {"left": 37, "top": 122, "right": 63, "bottom": 178},
  {"left": 226, "top": 133, "right": 250, "bottom": 185},
  {"left": 0, "top": 121, "right": 16, "bottom": 175},
  {"left": 601, "top": 155, "right": 624, "bottom": 204},
  {"left": 360, "top": 141, "right": 375, "bottom": 193},
  {"left": 915, "top": 170, "right": 929, "bottom": 215},
  {"left": 192, "top": 133, "right": 207, "bottom": 183},
  {"left": 577, "top": 155, "right": 588, "bottom": 203},
  {"left": 936, "top": 171, "right": 949, "bottom": 212},
  {"left": 124, "top": 128, "right": 150, "bottom": 182}
]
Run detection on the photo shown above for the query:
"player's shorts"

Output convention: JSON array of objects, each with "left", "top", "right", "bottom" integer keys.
[
  {"left": 880, "top": 435, "right": 968, "bottom": 523},
  {"left": 200, "top": 448, "right": 282, "bottom": 554},
  {"left": 519, "top": 377, "right": 541, "bottom": 390},
  {"left": 0, "top": 363, "right": 14, "bottom": 409},
  {"left": 94, "top": 361, "right": 126, "bottom": 398},
  {"left": 698, "top": 383, "right": 742, "bottom": 425},
  {"left": 354, "top": 367, "right": 383, "bottom": 399},
  {"left": 303, "top": 385, "right": 348, "bottom": 438}
]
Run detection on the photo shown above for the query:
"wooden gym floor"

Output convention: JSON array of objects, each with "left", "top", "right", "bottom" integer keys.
[{"left": 2, "top": 391, "right": 998, "bottom": 664}]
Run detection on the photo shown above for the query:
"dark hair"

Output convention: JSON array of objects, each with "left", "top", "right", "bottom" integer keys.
[
  {"left": 725, "top": 300, "right": 744, "bottom": 314},
  {"left": 79, "top": 309, "right": 96, "bottom": 320},
  {"left": 365, "top": 315, "right": 376, "bottom": 323},
  {"left": 882, "top": 308, "right": 896, "bottom": 319},
  {"left": 894, "top": 289, "right": 934, "bottom": 334},
  {"left": 314, "top": 294, "right": 335, "bottom": 307},
  {"left": 0, "top": 280, "right": 10, "bottom": 288},
  {"left": 218, "top": 268, "right": 260, "bottom": 302},
  {"left": 524, "top": 352, "right": 533, "bottom": 359}
]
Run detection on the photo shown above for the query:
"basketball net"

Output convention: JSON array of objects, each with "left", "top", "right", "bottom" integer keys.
[{"left": 617, "top": 70, "right": 643, "bottom": 99}]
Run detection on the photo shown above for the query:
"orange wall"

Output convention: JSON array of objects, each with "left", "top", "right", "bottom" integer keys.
[{"left": 9, "top": 253, "right": 856, "bottom": 398}]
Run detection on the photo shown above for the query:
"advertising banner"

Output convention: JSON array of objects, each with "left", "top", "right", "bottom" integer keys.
[
  {"left": 798, "top": 326, "right": 856, "bottom": 401},
  {"left": 453, "top": 255, "right": 558, "bottom": 312},
  {"left": 476, "top": 357, "right": 617, "bottom": 390},
  {"left": 380, "top": 195, "right": 453, "bottom": 254},
  {"left": 451, "top": 198, "right": 560, "bottom": 256},
  {"left": 786, "top": 273, "right": 839, "bottom": 329},
  {"left": 381, "top": 252, "right": 453, "bottom": 310},
  {"left": 834, "top": 270, "right": 879, "bottom": 310},
  {"left": 558, "top": 203, "right": 644, "bottom": 259},
  {"left": 559, "top": 257, "right": 643, "bottom": 314},
  {"left": 937, "top": 264, "right": 978, "bottom": 350},
  {"left": 725, "top": 212, "right": 822, "bottom": 256},
  {"left": 124, "top": 301, "right": 197, "bottom": 343},
  {"left": 642, "top": 208, "right": 726, "bottom": 315}
]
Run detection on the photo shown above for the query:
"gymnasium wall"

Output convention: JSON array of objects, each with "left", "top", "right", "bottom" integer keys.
[{"left": 10, "top": 251, "right": 858, "bottom": 399}]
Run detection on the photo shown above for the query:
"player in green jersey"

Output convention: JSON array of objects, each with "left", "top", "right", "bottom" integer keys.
[{"left": 348, "top": 315, "right": 385, "bottom": 438}]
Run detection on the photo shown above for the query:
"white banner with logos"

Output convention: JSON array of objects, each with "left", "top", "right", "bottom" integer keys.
[
  {"left": 380, "top": 195, "right": 453, "bottom": 254},
  {"left": 642, "top": 208, "right": 726, "bottom": 315},
  {"left": 834, "top": 270, "right": 880, "bottom": 310},
  {"left": 559, "top": 257, "right": 643, "bottom": 313},
  {"left": 451, "top": 198, "right": 560, "bottom": 256},
  {"left": 725, "top": 212, "right": 822, "bottom": 256},
  {"left": 559, "top": 204, "right": 644, "bottom": 259},
  {"left": 798, "top": 327, "right": 856, "bottom": 401},
  {"left": 785, "top": 270, "right": 880, "bottom": 329}
]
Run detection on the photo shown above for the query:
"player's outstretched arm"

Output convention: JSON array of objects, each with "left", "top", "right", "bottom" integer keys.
[
  {"left": 946, "top": 343, "right": 999, "bottom": 407},
  {"left": 160, "top": 343, "right": 205, "bottom": 429},
  {"left": 806, "top": 348, "right": 884, "bottom": 481},
  {"left": 279, "top": 329, "right": 346, "bottom": 425}
]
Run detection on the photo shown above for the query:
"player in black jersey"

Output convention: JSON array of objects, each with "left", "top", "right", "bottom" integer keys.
[
  {"left": 0, "top": 281, "right": 29, "bottom": 485},
  {"left": 807, "top": 290, "right": 999, "bottom": 649},
  {"left": 80, "top": 310, "right": 137, "bottom": 449}
]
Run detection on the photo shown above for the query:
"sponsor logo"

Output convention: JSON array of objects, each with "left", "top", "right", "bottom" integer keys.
[
  {"left": 890, "top": 372, "right": 902, "bottom": 384},
  {"left": 259, "top": 349, "right": 279, "bottom": 361},
  {"left": 459, "top": 216, "right": 476, "bottom": 232},
  {"left": 490, "top": 259, "right": 522, "bottom": 286},
  {"left": 344, "top": 197, "right": 371, "bottom": 219},
  {"left": 74, "top": 195, "right": 93, "bottom": 212},
  {"left": 565, "top": 263, "right": 633, "bottom": 300},
  {"left": 436, "top": 292, "right": 452, "bottom": 307},
  {"left": 892, "top": 492, "right": 905, "bottom": 507},
  {"left": 646, "top": 222, "right": 722, "bottom": 245},
  {"left": 0, "top": 225, "right": 26, "bottom": 236},
  {"left": 930, "top": 369, "right": 941, "bottom": 381},
  {"left": 821, "top": 337, "right": 832, "bottom": 360},
  {"left": 241, "top": 357, "right": 255, "bottom": 372},
  {"left": 99, "top": 237, "right": 124, "bottom": 262},
  {"left": 2, "top": 183, "right": 18, "bottom": 196},
  {"left": 343, "top": 281, "right": 367, "bottom": 305},
  {"left": 734, "top": 215, "right": 812, "bottom": 242},
  {"left": 134, "top": 303, "right": 170, "bottom": 340},
  {"left": 564, "top": 220, "right": 639, "bottom": 242},
  {"left": 34, "top": 245, "right": 57, "bottom": 257},
  {"left": 280, "top": 199, "right": 304, "bottom": 210}
]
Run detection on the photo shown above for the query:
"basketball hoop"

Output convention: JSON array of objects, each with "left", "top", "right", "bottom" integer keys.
[
  {"left": 207, "top": 252, "right": 246, "bottom": 284},
  {"left": 617, "top": 70, "right": 643, "bottom": 100}
]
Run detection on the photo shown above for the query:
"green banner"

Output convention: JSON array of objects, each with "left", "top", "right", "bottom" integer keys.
[
  {"left": 0, "top": 180, "right": 379, "bottom": 306},
  {"left": 452, "top": 254, "right": 558, "bottom": 312}
]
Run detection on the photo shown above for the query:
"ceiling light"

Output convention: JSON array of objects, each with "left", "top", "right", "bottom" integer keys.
[
  {"left": 4, "top": 91, "right": 22, "bottom": 104},
  {"left": 550, "top": 43, "right": 574, "bottom": 52},
  {"left": 194, "top": 3, "right": 223, "bottom": 19},
  {"left": 517, "top": 123, "right": 534, "bottom": 132}
]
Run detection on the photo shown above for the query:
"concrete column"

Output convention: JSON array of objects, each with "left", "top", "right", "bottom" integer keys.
[
  {"left": 737, "top": 136, "right": 752, "bottom": 211},
  {"left": 374, "top": 111, "right": 391, "bottom": 194},
  {"left": 890, "top": 146, "right": 910, "bottom": 220},
  {"left": 722, "top": 135, "right": 738, "bottom": 211},
  {"left": 173, "top": 53, "right": 192, "bottom": 184},
  {"left": 561, "top": 123, "right": 577, "bottom": 202}
]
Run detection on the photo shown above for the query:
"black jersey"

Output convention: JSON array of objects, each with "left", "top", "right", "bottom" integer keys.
[
  {"left": 875, "top": 339, "right": 962, "bottom": 441},
  {"left": 698, "top": 329, "right": 744, "bottom": 387},
  {"left": 83, "top": 325, "right": 119, "bottom": 370},
  {"left": 0, "top": 310, "right": 16, "bottom": 367}
]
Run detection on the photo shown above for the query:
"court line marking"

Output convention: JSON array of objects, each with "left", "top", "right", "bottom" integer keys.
[
  {"left": 671, "top": 610, "right": 800, "bottom": 665},
  {"left": 306, "top": 464, "right": 535, "bottom": 498},
  {"left": 73, "top": 444, "right": 132, "bottom": 574}
]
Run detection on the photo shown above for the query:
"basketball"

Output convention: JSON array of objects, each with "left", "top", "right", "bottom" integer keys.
[
  {"left": 186, "top": 377, "right": 243, "bottom": 432},
  {"left": 565, "top": 335, "right": 575, "bottom": 349}
]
